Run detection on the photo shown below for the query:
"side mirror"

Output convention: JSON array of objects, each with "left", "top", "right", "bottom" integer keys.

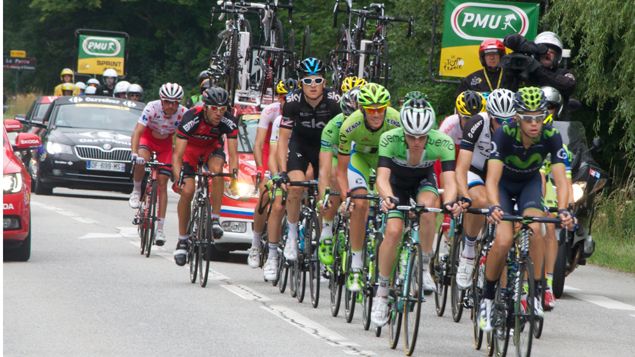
[
  {"left": 14, "top": 133, "right": 42, "bottom": 150},
  {"left": 4, "top": 119, "right": 23, "bottom": 132}
]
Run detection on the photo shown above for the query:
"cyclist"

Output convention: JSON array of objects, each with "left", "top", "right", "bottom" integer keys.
[
  {"left": 127, "top": 84, "right": 144, "bottom": 102},
  {"left": 54, "top": 68, "right": 78, "bottom": 96},
  {"left": 248, "top": 78, "right": 297, "bottom": 269},
  {"left": 317, "top": 86, "right": 362, "bottom": 266},
  {"left": 336, "top": 83, "right": 401, "bottom": 291},
  {"left": 479, "top": 87, "right": 574, "bottom": 332},
  {"left": 129, "top": 83, "right": 187, "bottom": 245},
  {"left": 186, "top": 75, "right": 212, "bottom": 108},
  {"left": 455, "top": 88, "right": 516, "bottom": 289},
  {"left": 276, "top": 57, "right": 341, "bottom": 265},
  {"left": 100, "top": 68, "right": 118, "bottom": 97},
  {"left": 113, "top": 81, "right": 131, "bottom": 99},
  {"left": 340, "top": 76, "right": 367, "bottom": 94},
  {"left": 60, "top": 83, "right": 76, "bottom": 96},
  {"left": 371, "top": 99, "right": 462, "bottom": 326},
  {"left": 456, "top": 39, "right": 518, "bottom": 98},
  {"left": 75, "top": 82, "right": 86, "bottom": 96},
  {"left": 172, "top": 87, "right": 240, "bottom": 266}
]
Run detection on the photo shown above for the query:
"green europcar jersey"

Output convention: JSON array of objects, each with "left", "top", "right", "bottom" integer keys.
[
  {"left": 338, "top": 106, "right": 401, "bottom": 167},
  {"left": 378, "top": 127, "right": 456, "bottom": 178},
  {"left": 320, "top": 113, "right": 346, "bottom": 154}
]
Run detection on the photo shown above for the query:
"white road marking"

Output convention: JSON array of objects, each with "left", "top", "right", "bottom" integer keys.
[
  {"left": 564, "top": 285, "right": 581, "bottom": 292},
  {"left": 79, "top": 233, "right": 123, "bottom": 239},
  {"left": 221, "top": 284, "right": 271, "bottom": 301},
  {"left": 32, "top": 201, "right": 98, "bottom": 224},
  {"left": 570, "top": 293, "right": 635, "bottom": 311}
]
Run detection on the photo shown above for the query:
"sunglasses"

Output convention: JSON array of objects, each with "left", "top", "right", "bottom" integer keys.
[
  {"left": 301, "top": 77, "right": 325, "bottom": 86},
  {"left": 491, "top": 116, "right": 514, "bottom": 125},
  {"left": 362, "top": 104, "right": 388, "bottom": 114},
  {"left": 517, "top": 113, "right": 546, "bottom": 123},
  {"left": 206, "top": 105, "right": 227, "bottom": 112}
]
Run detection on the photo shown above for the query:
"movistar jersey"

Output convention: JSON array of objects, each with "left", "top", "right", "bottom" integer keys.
[
  {"left": 320, "top": 113, "right": 346, "bottom": 154},
  {"left": 490, "top": 122, "right": 566, "bottom": 180},
  {"left": 378, "top": 128, "right": 456, "bottom": 179},
  {"left": 338, "top": 107, "right": 400, "bottom": 167}
]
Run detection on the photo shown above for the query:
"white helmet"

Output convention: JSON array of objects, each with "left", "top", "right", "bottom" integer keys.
[
  {"left": 113, "top": 81, "right": 131, "bottom": 95},
  {"left": 102, "top": 68, "right": 118, "bottom": 78},
  {"left": 159, "top": 82, "right": 184, "bottom": 101},
  {"left": 486, "top": 88, "right": 516, "bottom": 119},
  {"left": 87, "top": 78, "right": 100, "bottom": 86},
  {"left": 400, "top": 99, "right": 435, "bottom": 137},
  {"left": 127, "top": 83, "right": 143, "bottom": 95},
  {"left": 75, "top": 81, "right": 86, "bottom": 90},
  {"left": 534, "top": 31, "right": 563, "bottom": 52},
  {"left": 85, "top": 86, "right": 97, "bottom": 95}
]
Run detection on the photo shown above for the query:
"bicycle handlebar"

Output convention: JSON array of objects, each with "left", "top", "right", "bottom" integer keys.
[
  {"left": 347, "top": 192, "right": 380, "bottom": 201},
  {"left": 288, "top": 180, "right": 319, "bottom": 189},
  {"left": 395, "top": 204, "right": 444, "bottom": 214}
]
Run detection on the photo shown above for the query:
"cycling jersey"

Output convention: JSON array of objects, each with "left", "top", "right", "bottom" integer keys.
[
  {"left": 138, "top": 100, "right": 187, "bottom": 136},
  {"left": 460, "top": 112, "right": 493, "bottom": 177},
  {"left": 280, "top": 89, "right": 341, "bottom": 147},
  {"left": 257, "top": 102, "right": 280, "bottom": 171},
  {"left": 490, "top": 122, "right": 565, "bottom": 180},
  {"left": 541, "top": 144, "right": 573, "bottom": 209},
  {"left": 320, "top": 113, "right": 346, "bottom": 154},
  {"left": 176, "top": 106, "right": 238, "bottom": 147},
  {"left": 438, "top": 114, "right": 463, "bottom": 145},
  {"left": 269, "top": 115, "right": 282, "bottom": 145}
]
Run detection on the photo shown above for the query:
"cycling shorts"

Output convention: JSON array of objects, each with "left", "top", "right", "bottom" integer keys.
[
  {"left": 498, "top": 173, "right": 543, "bottom": 215},
  {"left": 287, "top": 139, "right": 319, "bottom": 177},
  {"left": 467, "top": 170, "right": 485, "bottom": 188},
  {"left": 347, "top": 152, "right": 373, "bottom": 192},
  {"left": 139, "top": 130, "right": 173, "bottom": 176},
  {"left": 387, "top": 172, "right": 439, "bottom": 220},
  {"left": 182, "top": 144, "right": 226, "bottom": 178}
]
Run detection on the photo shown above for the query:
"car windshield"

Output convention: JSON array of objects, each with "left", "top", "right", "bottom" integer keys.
[
  {"left": 51, "top": 104, "right": 139, "bottom": 132},
  {"left": 238, "top": 118, "right": 258, "bottom": 153},
  {"left": 32, "top": 103, "right": 52, "bottom": 124}
]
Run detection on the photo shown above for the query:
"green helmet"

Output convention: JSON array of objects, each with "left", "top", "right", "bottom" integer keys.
[
  {"left": 404, "top": 90, "right": 428, "bottom": 103},
  {"left": 357, "top": 83, "right": 391, "bottom": 107},
  {"left": 514, "top": 87, "right": 547, "bottom": 112}
]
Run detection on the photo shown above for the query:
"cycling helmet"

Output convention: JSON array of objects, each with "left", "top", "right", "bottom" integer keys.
[
  {"left": 197, "top": 70, "right": 211, "bottom": 83},
  {"left": 340, "top": 87, "right": 361, "bottom": 116},
  {"left": 357, "top": 83, "right": 390, "bottom": 107},
  {"left": 202, "top": 87, "right": 229, "bottom": 106},
  {"left": 541, "top": 86, "right": 563, "bottom": 122},
  {"left": 514, "top": 87, "right": 547, "bottom": 112},
  {"left": 61, "top": 83, "right": 75, "bottom": 93},
  {"left": 87, "top": 78, "right": 100, "bottom": 86},
  {"left": 75, "top": 81, "right": 86, "bottom": 91},
  {"left": 114, "top": 81, "right": 131, "bottom": 96},
  {"left": 127, "top": 83, "right": 144, "bottom": 96},
  {"left": 285, "top": 78, "right": 299, "bottom": 92},
  {"left": 60, "top": 68, "right": 74, "bottom": 81},
  {"left": 297, "top": 57, "right": 325, "bottom": 77},
  {"left": 199, "top": 78, "right": 211, "bottom": 93},
  {"left": 85, "top": 86, "right": 97, "bottom": 95},
  {"left": 400, "top": 99, "right": 435, "bottom": 137},
  {"left": 159, "top": 82, "right": 184, "bottom": 101},
  {"left": 486, "top": 88, "right": 516, "bottom": 120},
  {"left": 404, "top": 90, "right": 428, "bottom": 103},
  {"left": 341, "top": 76, "right": 367, "bottom": 93},
  {"left": 456, "top": 90, "right": 486, "bottom": 116},
  {"left": 534, "top": 31, "right": 563, "bottom": 66},
  {"left": 276, "top": 80, "right": 289, "bottom": 94},
  {"left": 102, "top": 68, "right": 118, "bottom": 78},
  {"left": 479, "top": 39, "right": 506, "bottom": 66}
]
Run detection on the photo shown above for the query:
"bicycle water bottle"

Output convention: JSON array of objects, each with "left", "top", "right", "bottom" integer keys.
[
  {"left": 398, "top": 248, "right": 408, "bottom": 281},
  {"left": 298, "top": 223, "right": 305, "bottom": 252}
]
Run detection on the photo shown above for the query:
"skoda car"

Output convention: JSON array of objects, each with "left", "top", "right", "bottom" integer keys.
[{"left": 24, "top": 96, "right": 141, "bottom": 195}]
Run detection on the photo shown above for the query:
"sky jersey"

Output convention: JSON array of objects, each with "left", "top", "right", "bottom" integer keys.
[
  {"left": 460, "top": 112, "right": 494, "bottom": 177},
  {"left": 279, "top": 88, "right": 341, "bottom": 147},
  {"left": 490, "top": 122, "right": 566, "bottom": 180},
  {"left": 176, "top": 106, "right": 238, "bottom": 147},
  {"left": 138, "top": 99, "right": 187, "bottom": 136},
  {"left": 320, "top": 113, "right": 346, "bottom": 154}
]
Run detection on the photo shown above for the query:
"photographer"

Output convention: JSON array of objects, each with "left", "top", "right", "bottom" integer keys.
[{"left": 455, "top": 39, "right": 519, "bottom": 98}]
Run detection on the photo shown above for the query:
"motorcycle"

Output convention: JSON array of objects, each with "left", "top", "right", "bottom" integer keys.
[{"left": 549, "top": 121, "right": 609, "bottom": 298}]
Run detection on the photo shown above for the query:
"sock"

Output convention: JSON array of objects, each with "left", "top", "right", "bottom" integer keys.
[
  {"left": 268, "top": 243, "right": 279, "bottom": 259},
  {"left": 287, "top": 222, "right": 298, "bottom": 245},
  {"left": 157, "top": 218, "right": 165, "bottom": 231},
  {"left": 462, "top": 235, "right": 477, "bottom": 259},
  {"left": 178, "top": 234, "right": 189, "bottom": 241},
  {"left": 421, "top": 251, "right": 432, "bottom": 266},
  {"left": 352, "top": 249, "right": 363, "bottom": 270},
  {"left": 252, "top": 232, "right": 262, "bottom": 248},
  {"left": 484, "top": 279, "right": 498, "bottom": 300},
  {"left": 133, "top": 180, "right": 142, "bottom": 193},
  {"left": 545, "top": 273, "right": 553, "bottom": 290},
  {"left": 210, "top": 213, "right": 220, "bottom": 220},
  {"left": 377, "top": 275, "right": 390, "bottom": 298},
  {"left": 320, "top": 220, "right": 333, "bottom": 240}
]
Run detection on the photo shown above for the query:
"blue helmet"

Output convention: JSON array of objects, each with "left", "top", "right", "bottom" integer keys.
[{"left": 298, "top": 57, "right": 325, "bottom": 77}]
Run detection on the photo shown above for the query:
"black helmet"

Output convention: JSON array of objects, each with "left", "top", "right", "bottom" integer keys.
[
  {"left": 202, "top": 87, "right": 229, "bottom": 106},
  {"left": 297, "top": 57, "right": 325, "bottom": 77},
  {"left": 197, "top": 70, "right": 211, "bottom": 84},
  {"left": 199, "top": 78, "right": 211, "bottom": 93},
  {"left": 285, "top": 78, "right": 299, "bottom": 92}
]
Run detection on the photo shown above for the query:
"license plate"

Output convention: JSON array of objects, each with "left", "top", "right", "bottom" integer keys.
[{"left": 86, "top": 160, "right": 126, "bottom": 172}]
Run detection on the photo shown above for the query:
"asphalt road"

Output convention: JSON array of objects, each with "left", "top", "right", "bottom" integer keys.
[{"left": 4, "top": 188, "right": 635, "bottom": 356}]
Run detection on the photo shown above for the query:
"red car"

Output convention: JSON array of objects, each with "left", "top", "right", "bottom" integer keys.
[{"left": 3, "top": 119, "right": 42, "bottom": 261}]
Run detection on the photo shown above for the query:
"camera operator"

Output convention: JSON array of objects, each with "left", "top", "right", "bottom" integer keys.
[{"left": 455, "top": 39, "right": 519, "bottom": 98}]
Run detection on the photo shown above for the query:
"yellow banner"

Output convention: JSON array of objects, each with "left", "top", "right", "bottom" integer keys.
[
  {"left": 77, "top": 57, "right": 124, "bottom": 76},
  {"left": 439, "top": 45, "right": 482, "bottom": 78}
]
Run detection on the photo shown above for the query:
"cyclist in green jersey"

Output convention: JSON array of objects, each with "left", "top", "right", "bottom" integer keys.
[
  {"left": 317, "top": 87, "right": 362, "bottom": 265},
  {"left": 371, "top": 99, "right": 462, "bottom": 326},
  {"left": 335, "top": 83, "right": 401, "bottom": 291}
]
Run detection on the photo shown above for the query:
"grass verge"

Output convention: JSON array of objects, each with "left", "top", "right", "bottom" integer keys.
[{"left": 4, "top": 93, "right": 38, "bottom": 118}]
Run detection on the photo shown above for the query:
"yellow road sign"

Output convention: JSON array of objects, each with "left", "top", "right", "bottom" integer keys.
[{"left": 10, "top": 50, "right": 27, "bottom": 58}]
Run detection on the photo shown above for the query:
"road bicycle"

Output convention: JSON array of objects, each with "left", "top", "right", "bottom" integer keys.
[{"left": 132, "top": 152, "right": 171, "bottom": 258}]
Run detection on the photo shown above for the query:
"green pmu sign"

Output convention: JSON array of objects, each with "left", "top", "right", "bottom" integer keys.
[
  {"left": 440, "top": 0, "right": 539, "bottom": 78},
  {"left": 76, "top": 29, "right": 129, "bottom": 76}
]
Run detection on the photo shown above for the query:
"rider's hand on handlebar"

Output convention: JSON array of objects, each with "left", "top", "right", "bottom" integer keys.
[
  {"left": 558, "top": 209, "right": 574, "bottom": 230},
  {"left": 380, "top": 196, "right": 398, "bottom": 212},
  {"left": 459, "top": 196, "right": 472, "bottom": 209},
  {"left": 444, "top": 201, "right": 462, "bottom": 218},
  {"left": 131, "top": 153, "right": 145, "bottom": 165},
  {"left": 487, "top": 205, "right": 504, "bottom": 224}
]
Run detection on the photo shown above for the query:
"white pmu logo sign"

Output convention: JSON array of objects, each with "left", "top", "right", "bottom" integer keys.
[
  {"left": 451, "top": 2, "right": 529, "bottom": 41},
  {"left": 82, "top": 36, "right": 122, "bottom": 57}
]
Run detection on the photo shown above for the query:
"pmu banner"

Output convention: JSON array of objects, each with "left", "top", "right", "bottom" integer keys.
[
  {"left": 77, "top": 33, "right": 126, "bottom": 76},
  {"left": 439, "top": 0, "right": 539, "bottom": 78}
]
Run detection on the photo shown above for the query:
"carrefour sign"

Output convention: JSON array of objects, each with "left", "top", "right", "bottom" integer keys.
[{"left": 439, "top": 0, "right": 539, "bottom": 78}]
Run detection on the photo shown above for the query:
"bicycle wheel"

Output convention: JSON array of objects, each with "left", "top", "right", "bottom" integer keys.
[
  {"left": 472, "top": 253, "right": 485, "bottom": 350},
  {"left": 450, "top": 231, "right": 465, "bottom": 322},
  {"left": 199, "top": 200, "right": 212, "bottom": 288},
  {"left": 145, "top": 181, "right": 158, "bottom": 258},
  {"left": 295, "top": 256, "right": 306, "bottom": 303},
  {"left": 361, "top": 231, "right": 376, "bottom": 331},
  {"left": 388, "top": 268, "right": 402, "bottom": 350},
  {"left": 330, "top": 227, "right": 344, "bottom": 317},
  {"left": 402, "top": 244, "right": 423, "bottom": 356},
  {"left": 188, "top": 207, "right": 200, "bottom": 284},
  {"left": 433, "top": 223, "right": 449, "bottom": 316},
  {"left": 533, "top": 264, "right": 546, "bottom": 339},
  {"left": 308, "top": 213, "right": 321, "bottom": 308},
  {"left": 344, "top": 238, "right": 357, "bottom": 323},
  {"left": 138, "top": 202, "right": 148, "bottom": 255},
  {"left": 512, "top": 259, "right": 535, "bottom": 357},
  {"left": 493, "top": 283, "right": 510, "bottom": 357},
  {"left": 226, "top": 30, "right": 240, "bottom": 103}
]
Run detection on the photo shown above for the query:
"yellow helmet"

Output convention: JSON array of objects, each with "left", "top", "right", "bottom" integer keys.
[
  {"left": 455, "top": 90, "right": 486, "bottom": 116},
  {"left": 276, "top": 80, "right": 288, "bottom": 94},
  {"left": 543, "top": 113, "right": 554, "bottom": 125},
  {"left": 60, "top": 68, "right": 74, "bottom": 81},
  {"left": 341, "top": 76, "right": 367, "bottom": 93},
  {"left": 61, "top": 83, "right": 75, "bottom": 92}
]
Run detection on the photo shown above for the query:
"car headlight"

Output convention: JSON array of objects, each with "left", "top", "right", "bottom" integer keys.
[
  {"left": 225, "top": 181, "right": 258, "bottom": 199},
  {"left": 572, "top": 182, "right": 586, "bottom": 203},
  {"left": 3, "top": 173, "right": 23, "bottom": 193},
  {"left": 46, "top": 142, "right": 73, "bottom": 155}
]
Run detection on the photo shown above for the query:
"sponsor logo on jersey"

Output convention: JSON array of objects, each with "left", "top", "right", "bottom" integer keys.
[
  {"left": 181, "top": 117, "right": 198, "bottom": 132},
  {"left": 344, "top": 121, "right": 361, "bottom": 134}
]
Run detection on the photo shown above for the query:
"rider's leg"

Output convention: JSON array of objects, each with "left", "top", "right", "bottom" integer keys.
[
  {"left": 544, "top": 222, "right": 557, "bottom": 289},
  {"left": 284, "top": 169, "right": 306, "bottom": 258},
  {"left": 208, "top": 155, "right": 225, "bottom": 218},
  {"left": 484, "top": 222, "right": 514, "bottom": 298},
  {"left": 177, "top": 177, "right": 196, "bottom": 237},
  {"left": 251, "top": 178, "right": 269, "bottom": 249},
  {"left": 463, "top": 183, "right": 488, "bottom": 258},
  {"left": 347, "top": 154, "right": 371, "bottom": 270}
]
